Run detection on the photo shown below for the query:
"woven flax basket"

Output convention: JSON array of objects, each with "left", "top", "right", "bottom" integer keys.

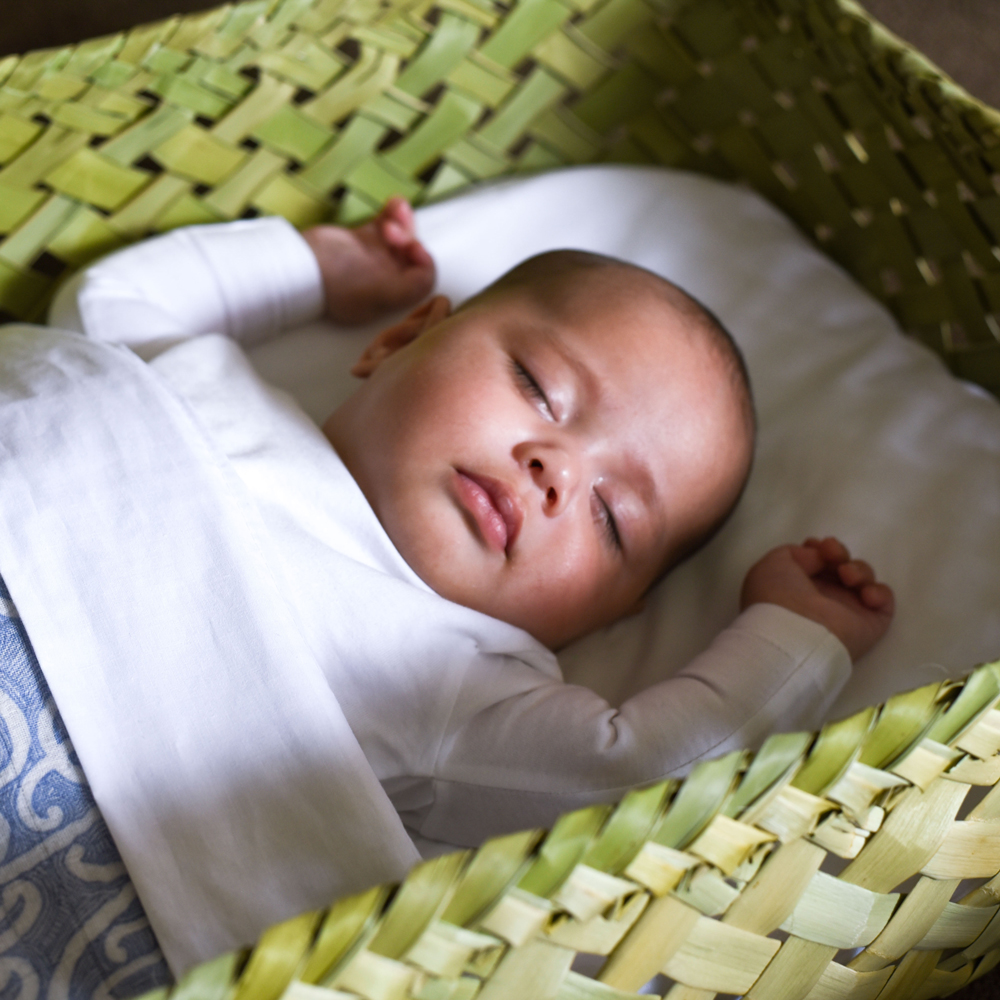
[{"left": 3, "top": 0, "right": 1000, "bottom": 997}]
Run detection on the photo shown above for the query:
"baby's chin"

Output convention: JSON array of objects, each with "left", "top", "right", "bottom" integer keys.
[
  {"left": 378, "top": 490, "right": 635, "bottom": 649},
  {"left": 389, "top": 527, "right": 558, "bottom": 644},
  {"left": 421, "top": 566, "right": 614, "bottom": 650},
  {"left": 381, "top": 501, "right": 502, "bottom": 603}
]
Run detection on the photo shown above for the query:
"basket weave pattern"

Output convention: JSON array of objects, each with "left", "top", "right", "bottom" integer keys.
[
  {"left": 1, "top": 0, "right": 999, "bottom": 388},
  {"left": 3, "top": 0, "right": 1000, "bottom": 996},
  {"left": 150, "top": 661, "right": 1000, "bottom": 1000}
]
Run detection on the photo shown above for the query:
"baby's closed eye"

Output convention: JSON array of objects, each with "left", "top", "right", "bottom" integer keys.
[
  {"left": 592, "top": 491, "right": 622, "bottom": 552},
  {"left": 510, "top": 358, "right": 553, "bottom": 417}
]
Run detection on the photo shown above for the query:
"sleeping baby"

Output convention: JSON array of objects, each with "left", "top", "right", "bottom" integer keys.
[{"left": 49, "top": 195, "right": 894, "bottom": 848}]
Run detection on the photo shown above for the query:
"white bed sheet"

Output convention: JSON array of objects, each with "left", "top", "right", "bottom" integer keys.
[{"left": 248, "top": 164, "right": 1000, "bottom": 721}]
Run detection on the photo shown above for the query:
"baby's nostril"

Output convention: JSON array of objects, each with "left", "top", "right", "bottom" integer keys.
[
  {"left": 530, "top": 458, "right": 543, "bottom": 470},
  {"left": 547, "top": 487, "right": 557, "bottom": 503}
]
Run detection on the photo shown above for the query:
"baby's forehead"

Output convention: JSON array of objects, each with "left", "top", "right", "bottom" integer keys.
[
  {"left": 532, "top": 274, "right": 714, "bottom": 366},
  {"left": 487, "top": 260, "right": 694, "bottom": 335},
  {"left": 514, "top": 256, "right": 682, "bottom": 310}
]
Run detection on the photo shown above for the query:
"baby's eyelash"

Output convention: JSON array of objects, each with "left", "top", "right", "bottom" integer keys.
[
  {"left": 511, "top": 359, "right": 550, "bottom": 412},
  {"left": 597, "top": 494, "right": 622, "bottom": 552}
]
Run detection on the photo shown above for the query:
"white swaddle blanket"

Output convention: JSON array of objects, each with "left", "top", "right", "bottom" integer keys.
[{"left": 0, "top": 327, "right": 419, "bottom": 973}]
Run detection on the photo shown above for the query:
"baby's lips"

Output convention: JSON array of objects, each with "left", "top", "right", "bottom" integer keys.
[
  {"left": 489, "top": 481, "right": 524, "bottom": 552},
  {"left": 454, "top": 470, "right": 524, "bottom": 554}
]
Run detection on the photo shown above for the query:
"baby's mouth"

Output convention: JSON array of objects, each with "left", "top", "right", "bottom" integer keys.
[{"left": 453, "top": 470, "right": 523, "bottom": 555}]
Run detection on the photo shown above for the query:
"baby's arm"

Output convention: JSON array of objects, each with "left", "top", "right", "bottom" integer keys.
[
  {"left": 48, "top": 199, "right": 434, "bottom": 359},
  {"left": 740, "top": 536, "right": 894, "bottom": 662},
  {"left": 48, "top": 216, "right": 326, "bottom": 358},
  {"left": 409, "top": 604, "right": 853, "bottom": 845},
  {"left": 407, "top": 542, "right": 893, "bottom": 844}
]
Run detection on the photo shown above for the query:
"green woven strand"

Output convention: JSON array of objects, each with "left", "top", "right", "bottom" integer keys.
[
  {"left": 518, "top": 805, "right": 610, "bottom": 898},
  {"left": 651, "top": 751, "right": 743, "bottom": 849},
  {"left": 442, "top": 829, "right": 542, "bottom": 927},
  {"left": 857, "top": 681, "right": 946, "bottom": 770},
  {"left": 791, "top": 707, "right": 877, "bottom": 796},
  {"left": 927, "top": 662, "right": 1000, "bottom": 746},
  {"left": 395, "top": 12, "right": 480, "bottom": 98},
  {"left": 725, "top": 731, "right": 813, "bottom": 817},
  {"left": 300, "top": 886, "right": 389, "bottom": 985},
  {"left": 366, "top": 851, "right": 470, "bottom": 959},
  {"left": 582, "top": 782, "right": 673, "bottom": 875}
]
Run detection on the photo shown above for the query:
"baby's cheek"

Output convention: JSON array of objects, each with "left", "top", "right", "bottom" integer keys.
[{"left": 537, "top": 548, "right": 615, "bottom": 627}]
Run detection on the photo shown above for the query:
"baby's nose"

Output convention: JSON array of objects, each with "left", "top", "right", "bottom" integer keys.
[{"left": 527, "top": 451, "right": 575, "bottom": 513}]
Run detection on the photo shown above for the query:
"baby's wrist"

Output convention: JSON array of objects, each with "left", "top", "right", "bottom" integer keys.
[
  {"left": 743, "top": 596, "right": 825, "bottom": 630},
  {"left": 743, "top": 596, "right": 853, "bottom": 657},
  {"left": 734, "top": 603, "right": 854, "bottom": 681},
  {"left": 300, "top": 227, "right": 344, "bottom": 312}
]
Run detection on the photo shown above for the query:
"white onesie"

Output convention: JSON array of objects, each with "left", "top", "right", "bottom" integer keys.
[{"left": 49, "top": 215, "right": 852, "bottom": 849}]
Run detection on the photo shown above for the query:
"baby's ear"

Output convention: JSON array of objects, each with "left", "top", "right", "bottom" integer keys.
[{"left": 351, "top": 295, "right": 451, "bottom": 377}]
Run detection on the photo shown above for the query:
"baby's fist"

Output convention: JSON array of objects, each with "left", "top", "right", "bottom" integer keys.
[
  {"left": 303, "top": 197, "right": 435, "bottom": 325},
  {"left": 741, "top": 537, "right": 894, "bottom": 662}
]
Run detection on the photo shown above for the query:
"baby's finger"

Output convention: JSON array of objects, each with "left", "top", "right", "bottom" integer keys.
[
  {"left": 859, "top": 581, "right": 895, "bottom": 614},
  {"left": 817, "top": 536, "right": 850, "bottom": 565},
  {"left": 404, "top": 239, "right": 434, "bottom": 269},
  {"left": 381, "top": 219, "right": 411, "bottom": 247},
  {"left": 838, "top": 559, "right": 874, "bottom": 588},
  {"left": 379, "top": 198, "right": 416, "bottom": 245},
  {"left": 788, "top": 543, "right": 825, "bottom": 576},
  {"left": 395, "top": 264, "right": 436, "bottom": 305}
]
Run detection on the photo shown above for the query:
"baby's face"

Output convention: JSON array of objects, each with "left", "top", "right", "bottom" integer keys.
[{"left": 326, "top": 275, "right": 748, "bottom": 649}]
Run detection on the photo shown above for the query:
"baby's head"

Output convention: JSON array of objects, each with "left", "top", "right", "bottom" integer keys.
[{"left": 326, "top": 250, "right": 754, "bottom": 649}]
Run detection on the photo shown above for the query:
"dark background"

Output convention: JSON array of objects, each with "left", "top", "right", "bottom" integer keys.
[{"left": 2, "top": 2, "right": 999, "bottom": 998}]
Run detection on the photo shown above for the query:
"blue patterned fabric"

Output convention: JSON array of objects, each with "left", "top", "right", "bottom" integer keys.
[{"left": 0, "top": 575, "right": 171, "bottom": 1000}]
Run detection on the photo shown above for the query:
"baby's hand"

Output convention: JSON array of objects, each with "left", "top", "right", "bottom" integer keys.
[
  {"left": 302, "top": 197, "right": 435, "bottom": 325},
  {"left": 740, "top": 537, "right": 895, "bottom": 662}
]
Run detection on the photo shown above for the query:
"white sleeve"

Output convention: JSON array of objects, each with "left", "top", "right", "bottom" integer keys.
[
  {"left": 415, "top": 604, "right": 851, "bottom": 846},
  {"left": 47, "top": 217, "right": 326, "bottom": 360}
]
